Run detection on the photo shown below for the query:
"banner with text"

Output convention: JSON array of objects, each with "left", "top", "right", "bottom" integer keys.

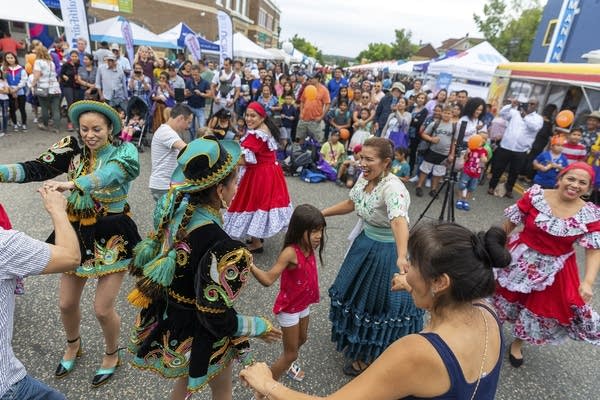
[
  {"left": 217, "top": 11, "right": 233, "bottom": 67},
  {"left": 59, "top": 0, "right": 91, "bottom": 52},
  {"left": 121, "top": 20, "right": 135, "bottom": 65},
  {"left": 185, "top": 33, "right": 202, "bottom": 62}
]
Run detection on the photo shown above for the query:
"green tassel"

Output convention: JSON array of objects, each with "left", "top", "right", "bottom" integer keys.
[
  {"left": 66, "top": 190, "right": 97, "bottom": 225},
  {"left": 133, "top": 237, "right": 160, "bottom": 269},
  {"left": 143, "top": 249, "right": 177, "bottom": 287}
]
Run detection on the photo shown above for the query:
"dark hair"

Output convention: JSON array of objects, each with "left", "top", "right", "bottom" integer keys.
[
  {"left": 338, "top": 100, "right": 348, "bottom": 107},
  {"left": 170, "top": 103, "right": 193, "bottom": 119},
  {"left": 461, "top": 97, "right": 486, "bottom": 120},
  {"left": 457, "top": 89, "right": 468, "bottom": 96},
  {"left": 283, "top": 204, "right": 326, "bottom": 263},
  {"left": 408, "top": 222, "right": 511, "bottom": 310},
  {"left": 570, "top": 127, "right": 583, "bottom": 134},
  {"left": 69, "top": 50, "right": 79, "bottom": 57},
  {"left": 2, "top": 51, "right": 19, "bottom": 68},
  {"left": 263, "top": 114, "right": 281, "bottom": 142},
  {"left": 363, "top": 137, "right": 394, "bottom": 170},
  {"left": 395, "top": 147, "right": 408, "bottom": 157},
  {"left": 83, "top": 52, "right": 93, "bottom": 62},
  {"left": 542, "top": 103, "right": 558, "bottom": 120},
  {"left": 189, "top": 168, "right": 238, "bottom": 207}
]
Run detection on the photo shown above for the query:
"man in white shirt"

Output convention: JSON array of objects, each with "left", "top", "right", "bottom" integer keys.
[
  {"left": 149, "top": 103, "right": 193, "bottom": 202},
  {"left": 211, "top": 57, "right": 241, "bottom": 116},
  {"left": 0, "top": 188, "right": 80, "bottom": 400},
  {"left": 488, "top": 97, "right": 544, "bottom": 198},
  {"left": 110, "top": 43, "right": 131, "bottom": 76}
]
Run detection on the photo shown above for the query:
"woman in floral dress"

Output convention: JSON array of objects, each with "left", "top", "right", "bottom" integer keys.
[
  {"left": 494, "top": 162, "right": 600, "bottom": 368},
  {"left": 322, "top": 137, "right": 424, "bottom": 376}
]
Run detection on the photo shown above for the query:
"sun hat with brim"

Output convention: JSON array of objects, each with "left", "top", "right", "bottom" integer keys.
[
  {"left": 170, "top": 137, "right": 241, "bottom": 192},
  {"left": 587, "top": 111, "right": 600, "bottom": 121},
  {"left": 68, "top": 100, "right": 122, "bottom": 136},
  {"left": 391, "top": 82, "right": 406, "bottom": 93}
]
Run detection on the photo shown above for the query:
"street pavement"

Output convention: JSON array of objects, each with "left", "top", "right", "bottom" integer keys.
[{"left": 0, "top": 127, "right": 598, "bottom": 400}]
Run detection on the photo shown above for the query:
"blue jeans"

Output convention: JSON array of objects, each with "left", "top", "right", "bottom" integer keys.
[
  {"left": 189, "top": 106, "right": 206, "bottom": 140},
  {"left": 0, "top": 375, "right": 65, "bottom": 400}
]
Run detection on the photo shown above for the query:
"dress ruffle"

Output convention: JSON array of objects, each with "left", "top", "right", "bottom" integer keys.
[{"left": 224, "top": 205, "right": 293, "bottom": 239}]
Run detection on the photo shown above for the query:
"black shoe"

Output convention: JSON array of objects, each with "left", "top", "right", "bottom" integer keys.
[
  {"left": 487, "top": 188, "right": 495, "bottom": 195},
  {"left": 429, "top": 190, "right": 437, "bottom": 198},
  {"left": 504, "top": 191, "right": 514, "bottom": 199},
  {"left": 508, "top": 352, "right": 524, "bottom": 368},
  {"left": 55, "top": 337, "right": 82, "bottom": 378},
  {"left": 91, "top": 348, "right": 123, "bottom": 388},
  {"left": 415, "top": 187, "right": 423, "bottom": 197}
]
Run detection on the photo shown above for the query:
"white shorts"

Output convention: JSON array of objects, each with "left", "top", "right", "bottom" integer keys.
[
  {"left": 419, "top": 160, "right": 447, "bottom": 177},
  {"left": 276, "top": 306, "right": 311, "bottom": 328}
]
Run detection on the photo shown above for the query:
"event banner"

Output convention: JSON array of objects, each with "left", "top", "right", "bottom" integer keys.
[
  {"left": 217, "top": 11, "right": 233, "bottom": 67},
  {"left": 185, "top": 33, "right": 202, "bottom": 62},
  {"left": 91, "top": 0, "right": 133, "bottom": 13},
  {"left": 59, "top": 0, "right": 91, "bottom": 52},
  {"left": 121, "top": 20, "right": 135, "bottom": 65}
]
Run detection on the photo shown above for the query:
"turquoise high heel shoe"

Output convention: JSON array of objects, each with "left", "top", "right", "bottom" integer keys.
[
  {"left": 55, "top": 337, "right": 83, "bottom": 378},
  {"left": 91, "top": 347, "right": 124, "bottom": 388}
]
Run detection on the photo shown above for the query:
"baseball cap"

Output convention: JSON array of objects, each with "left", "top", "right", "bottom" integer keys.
[
  {"left": 391, "top": 82, "right": 405, "bottom": 93},
  {"left": 110, "top": 43, "right": 120, "bottom": 51},
  {"left": 105, "top": 54, "right": 116, "bottom": 61}
]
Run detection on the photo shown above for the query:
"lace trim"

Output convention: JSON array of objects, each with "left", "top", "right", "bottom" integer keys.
[
  {"left": 242, "top": 148, "right": 257, "bottom": 164},
  {"left": 241, "top": 129, "right": 279, "bottom": 152}
]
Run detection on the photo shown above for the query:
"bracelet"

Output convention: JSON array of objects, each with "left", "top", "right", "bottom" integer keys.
[{"left": 264, "top": 382, "right": 280, "bottom": 400}]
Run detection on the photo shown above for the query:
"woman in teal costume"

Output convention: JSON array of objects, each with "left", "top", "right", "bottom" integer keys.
[
  {"left": 127, "top": 137, "right": 281, "bottom": 400},
  {"left": 0, "top": 100, "right": 141, "bottom": 387}
]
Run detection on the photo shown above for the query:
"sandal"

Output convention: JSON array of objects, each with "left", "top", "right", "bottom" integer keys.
[
  {"left": 342, "top": 360, "right": 368, "bottom": 377},
  {"left": 286, "top": 361, "right": 305, "bottom": 382}
]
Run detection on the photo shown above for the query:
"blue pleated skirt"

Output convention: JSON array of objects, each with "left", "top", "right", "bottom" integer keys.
[{"left": 329, "top": 230, "right": 424, "bottom": 363}]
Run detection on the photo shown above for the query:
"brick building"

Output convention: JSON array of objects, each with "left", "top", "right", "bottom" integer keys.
[{"left": 87, "top": 0, "right": 280, "bottom": 47}]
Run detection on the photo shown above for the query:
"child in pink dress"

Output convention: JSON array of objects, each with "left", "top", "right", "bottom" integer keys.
[{"left": 250, "top": 204, "right": 325, "bottom": 382}]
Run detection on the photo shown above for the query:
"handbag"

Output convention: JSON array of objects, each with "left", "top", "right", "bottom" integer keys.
[{"left": 34, "top": 86, "right": 49, "bottom": 97}]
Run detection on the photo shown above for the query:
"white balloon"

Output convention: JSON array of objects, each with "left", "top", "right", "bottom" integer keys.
[{"left": 282, "top": 42, "right": 294, "bottom": 55}]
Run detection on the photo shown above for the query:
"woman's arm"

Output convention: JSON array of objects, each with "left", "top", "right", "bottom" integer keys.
[
  {"left": 322, "top": 199, "right": 355, "bottom": 217},
  {"left": 580, "top": 248, "right": 600, "bottom": 302},
  {"left": 503, "top": 219, "right": 517, "bottom": 235},
  {"left": 390, "top": 216, "right": 410, "bottom": 272},
  {"left": 251, "top": 246, "right": 296, "bottom": 287}
]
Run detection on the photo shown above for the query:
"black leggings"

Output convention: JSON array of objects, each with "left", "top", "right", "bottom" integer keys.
[{"left": 8, "top": 95, "right": 26, "bottom": 125}]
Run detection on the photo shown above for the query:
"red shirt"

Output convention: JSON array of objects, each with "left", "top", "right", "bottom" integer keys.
[
  {"left": 0, "top": 204, "right": 12, "bottom": 229},
  {"left": 562, "top": 142, "right": 586, "bottom": 164},
  {"left": 273, "top": 245, "right": 320, "bottom": 314},
  {"left": 463, "top": 148, "right": 488, "bottom": 178},
  {"left": 0, "top": 38, "right": 24, "bottom": 54}
]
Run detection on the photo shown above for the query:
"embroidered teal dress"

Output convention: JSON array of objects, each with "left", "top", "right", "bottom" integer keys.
[
  {"left": 329, "top": 174, "right": 424, "bottom": 363},
  {"left": 0, "top": 136, "right": 141, "bottom": 277}
]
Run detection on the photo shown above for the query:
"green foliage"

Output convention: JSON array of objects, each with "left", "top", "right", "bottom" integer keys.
[
  {"left": 473, "top": 0, "right": 543, "bottom": 61},
  {"left": 290, "top": 34, "right": 324, "bottom": 64},
  {"left": 356, "top": 28, "right": 418, "bottom": 63}
]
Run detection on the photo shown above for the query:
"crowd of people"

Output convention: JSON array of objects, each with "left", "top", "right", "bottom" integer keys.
[{"left": 1, "top": 36, "right": 600, "bottom": 400}]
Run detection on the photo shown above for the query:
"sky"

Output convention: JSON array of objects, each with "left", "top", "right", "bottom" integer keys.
[{"left": 278, "top": 0, "right": 491, "bottom": 58}]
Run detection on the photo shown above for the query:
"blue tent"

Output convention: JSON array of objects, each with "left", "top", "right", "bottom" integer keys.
[{"left": 159, "top": 22, "right": 219, "bottom": 53}]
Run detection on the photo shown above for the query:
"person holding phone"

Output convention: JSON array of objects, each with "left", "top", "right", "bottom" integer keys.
[{"left": 185, "top": 65, "right": 212, "bottom": 139}]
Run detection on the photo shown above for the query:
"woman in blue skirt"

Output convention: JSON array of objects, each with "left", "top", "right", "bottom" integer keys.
[{"left": 322, "top": 137, "right": 424, "bottom": 376}]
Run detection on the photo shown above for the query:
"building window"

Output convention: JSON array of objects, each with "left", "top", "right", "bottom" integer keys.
[
  {"left": 542, "top": 19, "right": 558, "bottom": 47},
  {"left": 259, "top": 8, "right": 267, "bottom": 28},
  {"left": 235, "top": 0, "right": 242, "bottom": 13},
  {"left": 226, "top": 0, "right": 231, "bottom": 9},
  {"left": 266, "top": 14, "right": 273, "bottom": 31}
]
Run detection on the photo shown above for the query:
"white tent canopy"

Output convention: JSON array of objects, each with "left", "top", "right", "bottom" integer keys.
[
  {"left": 427, "top": 41, "right": 508, "bottom": 83},
  {"left": 2, "top": 0, "right": 64, "bottom": 26},
  {"left": 389, "top": 60, "right": 429, "bottom": 74},
  {"left": 265, "top": 48, "right": 286, "bottom": 60},
  {"left": 90, "top": 16, "right": 177, "bottom": 49},
  {"left": 227, "top": 32, "right": 274, "bottom": 59}
]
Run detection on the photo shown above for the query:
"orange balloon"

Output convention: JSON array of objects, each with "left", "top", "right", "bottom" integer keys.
[
  {"left": 25, "top": 63, "right": 33, "bottom": 75},
  {"left": 25, "top": 53, "right": 36, "bottom": 65},
  {"left": 348, "top": 88, "right": 354, "bottom": 99},
  {"left": 468, "top": 134, "right": 483, "bottom": 151},
  {"left": 339, "top": 128, "right": 350, "bottom": 140},
  {"left": 556, "top": 110, "right": 574, "bottom": 128},
  {"left": 304, "top": 85, "right": 317, "bottom": 101}
]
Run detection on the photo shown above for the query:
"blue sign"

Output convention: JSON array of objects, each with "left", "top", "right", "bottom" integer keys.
[
  {"left": 435, "top": 73, "right": 453, "bottom": 92},
  {"left": 42, "top": 0, "right": 61, "bottom": 8},
  {"left": 547, "top": 0, "right": 580, "bottom": 63}
]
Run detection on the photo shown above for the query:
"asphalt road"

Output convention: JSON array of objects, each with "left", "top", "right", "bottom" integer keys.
[{"left": 1, "top": 128, "right": 598, "bottom": 400}]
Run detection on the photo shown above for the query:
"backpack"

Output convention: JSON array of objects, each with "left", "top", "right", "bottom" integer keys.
[{"left": 300, "top": 168, "right": 327, "bottom": 183}]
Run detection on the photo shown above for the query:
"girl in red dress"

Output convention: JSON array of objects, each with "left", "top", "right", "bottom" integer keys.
[
  {"left": 250, "top": 204, "right": 325, "bottom": 382},
  {"left": 494, "top": 162, "right": 600, "bottom": 368},
  {"left": 224, "top": 102, "right": 293, "bottom": 253}
]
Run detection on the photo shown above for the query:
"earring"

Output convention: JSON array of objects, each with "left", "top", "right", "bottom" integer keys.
[
  {"left": 431, "top": 289, "right": 436, "bottom": 298},
  {"left": 220, "top": 196, "right": 228, "bottom": 209}
]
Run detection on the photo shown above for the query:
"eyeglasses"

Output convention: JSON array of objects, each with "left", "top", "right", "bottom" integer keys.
[{"left": 362, "top": 96, "right": 369, "bottom": 99}]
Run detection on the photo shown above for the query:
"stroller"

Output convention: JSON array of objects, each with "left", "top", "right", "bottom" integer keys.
[{"left": 123, "top": 96, "right": 150, "bottom": 152}]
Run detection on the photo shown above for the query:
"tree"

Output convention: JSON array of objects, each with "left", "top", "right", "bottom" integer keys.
[
  {"left": 290, "top": 34, "right": 324, "bottom": 64},
  {"left": 357, "top": 43, "right": 394, "bottom": 63},
  {"left": 390, "top": 29, "right": 419, "bottom": 60},
  {"left": 473, "top": 0, "right": 542, "bottom": 61}
]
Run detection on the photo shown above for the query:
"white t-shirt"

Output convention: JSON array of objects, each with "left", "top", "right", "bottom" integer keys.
[
  {"left": 149, "top": 124, "right": 182, "bottom": 190},
  {"left": 212, "top": 69, "right": 241, "bottom": 100}
]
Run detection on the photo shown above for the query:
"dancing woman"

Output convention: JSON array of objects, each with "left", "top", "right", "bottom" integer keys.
[
  {"left": 0, "top": 100, "right": 141, "bottom": 387},
  {"left": 128, "top": 137, "right": 281, "bottom": 400}
]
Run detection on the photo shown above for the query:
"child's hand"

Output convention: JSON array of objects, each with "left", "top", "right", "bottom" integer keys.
[
  {"left": 260, "top": 326, "right": 282, "bottom": 343},
  {"left": 430, "top": 137, "right": 440, "bottom": 144},
  {"left": 392, "top": 273, "right": 411, "bottom": 292}
]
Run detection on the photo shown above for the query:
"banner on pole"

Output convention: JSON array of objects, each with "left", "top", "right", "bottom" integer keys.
[
  {"left": 217, "top": 10, "right": 233, "bottom": 67},
  {"left": 185, "top": 33, "right": 202, "bottom": 62},
  {"left": 121, "top": 19, "right": 135, "bottom": 65},
  {"left": 59, "top": 0, "right": 91, "bottom": 52}
]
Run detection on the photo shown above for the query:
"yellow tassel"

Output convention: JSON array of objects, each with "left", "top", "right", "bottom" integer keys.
[
  {"left": 79, "top": 216, "right": 97, "bottom": 226},
  {"left": 127, "top": 288, "right": 152, "bottom": 308}
]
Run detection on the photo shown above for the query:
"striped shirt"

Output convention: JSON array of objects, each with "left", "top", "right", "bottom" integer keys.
[
  {"left": 0, "top": 229, "right": 50, "bottom": 397},
  {"left": 562, "top": 142, "right": 587, "bottom": 164}
]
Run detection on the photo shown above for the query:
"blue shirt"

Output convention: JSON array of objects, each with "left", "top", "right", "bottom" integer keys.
[
  {"left": 391, "top": 160, "right": 410, "bottom": 179},
  {"left": 185, "top": 78, "right": 211, "bottom": 108},
  {"left": 533, "top": 150, "right": 569, "bottom": 188},
  {"left": 327, "top": 77, "right": 348, "bottom": 101},
  {"left": 281, "top": 104, "right": 298, "bottom": 128}
]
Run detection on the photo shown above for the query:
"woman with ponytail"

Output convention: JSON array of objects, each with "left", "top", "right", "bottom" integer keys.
[
  {"left": 128, "top": 137, "right": 281, "bottom": 400},
  {"left": 223, "top": 101, "right": 293, "bottom": 253},
  {"left": 240, "top": 222, "right": 511, "bottom": 400}
]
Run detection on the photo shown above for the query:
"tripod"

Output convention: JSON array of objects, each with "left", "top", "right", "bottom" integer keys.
[{"left": 415, "top": 120, "right": 467, "bottom": 225}]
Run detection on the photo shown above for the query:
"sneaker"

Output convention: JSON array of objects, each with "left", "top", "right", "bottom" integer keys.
[
  {"left": 335, "top": 179, "right": 345, "bottom": 187},
  {"left": 409, "top": 175, "right": 418, "bottom": 183},
  {"left": 504, "top": 191, "right": 514, "bottom": 199},
  {"left": 0, "top": 131, "right": 5, "bottom": 137},
  {"left": 455, "top": 200, "right": 464, "bottom": 210},
  {"left": 462, "top": 201, "right": 471, "bottom": 211},
  {"left": 33, "top": 117, "right": 38, "bottom": 124},
  {"left": 21, "top": 124, "right": 27, "bottom": 131},
  {"left": 429, "top": 189, "right": 437, "bottom": 198},
  {"left": 415, "top": 187, "right": 423, "bottom": 197},
  {"left": 13, "top": 124, "right": 19, "bottom": 132},
  {"left": 38, "top": 123, "right": 47, "bottom": 131},
  {"left": 425, "top": 178, "right": 431, "bottom": 188}
]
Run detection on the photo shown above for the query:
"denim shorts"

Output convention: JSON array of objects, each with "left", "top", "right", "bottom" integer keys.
[
  {"left": 0, "top": 375, "right": 65, "bottom": 400},
  {"left": 459, "top": 173, "right": 480, "bottom": 192}
]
